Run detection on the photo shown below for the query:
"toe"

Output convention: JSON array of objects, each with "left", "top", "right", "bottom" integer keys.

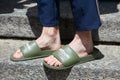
[
  {"left": 49, "top": 59, "right": 57, "bottom": 66},
  {"left": 44, "top": 56, "right": 50, "bottom": 62},
  {"left": 52, "top": 56, "right": 62, "bottom": 66},
  {"left": 13, "top": 49, "right": 23, "bottom": 59},
  {"left": 44, "top": 55, "right": 53, "bottom": 62},
  {"left": 44, "top": 55, "right": 63, "bottom": 66},
  {"left": 58, "top": 61, "right": 62, "bottom": 66},
  {"left": 54, "top": 60, "right": 62, "bottom": 66},
  {"left": 45, "top": 55, "right": 54, "bottom": 65}
]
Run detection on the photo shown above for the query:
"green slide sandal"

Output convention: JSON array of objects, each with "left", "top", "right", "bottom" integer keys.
[
  {"left": 43, "top": 45, "right": 104, "bottom": 70},
  {"left": 10, "top": 41, "right": 56, "bottom": 62}
]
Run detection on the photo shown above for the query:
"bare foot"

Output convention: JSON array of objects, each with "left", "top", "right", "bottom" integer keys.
[
  {"left": 13, "top": 27, "right": 61, "bottom": 59},
  {"left": 44, "top": 31, "right": 93, "bottom": 66}
]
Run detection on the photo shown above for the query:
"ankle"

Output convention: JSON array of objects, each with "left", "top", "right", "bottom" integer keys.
[
  {"left": 37, "top": 26, "right": 60, "bottom": 41},
  {"left": 36, "top": 26, "right": 61, "bottom": 49},
  {"left": 76, "top": 31, "right": 93, "bottom": 52},
  {"left": 69, "top": 40, "right": 86, "bottom": 53},
  {"left": 42, "top": 26, "right": 60, "bottom": 37},
  {"left": 69, "top": 31, "right": 93, "bottom": 53}
]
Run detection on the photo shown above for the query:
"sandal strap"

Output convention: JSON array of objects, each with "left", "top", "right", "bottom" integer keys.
[
  {"left": 53, "top": 45, "right": 80, "bottom": 67},
  {"left": 20, "top": 41, "right": 41, "bottom": 58}
]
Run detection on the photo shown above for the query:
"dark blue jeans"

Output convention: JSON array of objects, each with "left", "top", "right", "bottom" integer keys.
[{"left": 37, "top": 0, "right": 101, "bottom": 31}]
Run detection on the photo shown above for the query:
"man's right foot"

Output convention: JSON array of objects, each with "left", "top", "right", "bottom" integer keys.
[{"left": 13, "top": 27, "right": 61, "bottom": 59}]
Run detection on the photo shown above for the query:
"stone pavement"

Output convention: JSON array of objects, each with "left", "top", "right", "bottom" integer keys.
[{"left": 0, "top": 39, "right": 120, "bottom": 80}]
